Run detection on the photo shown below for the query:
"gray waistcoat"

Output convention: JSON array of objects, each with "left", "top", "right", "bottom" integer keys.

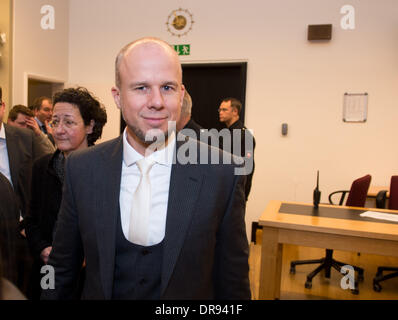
[{"left": 112, "top": 212, "right": 163, "bottom": 300}]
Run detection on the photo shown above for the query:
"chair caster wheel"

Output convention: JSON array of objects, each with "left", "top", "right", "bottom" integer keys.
[
  {"left": 290, "top": 266, "right": 296, "bottom": 275},
  {"left": 373, "top": 282, "right": 382, "bottom": 292},
  {"left": 305, "top": 281, "right": 312, "bottom": 289}
]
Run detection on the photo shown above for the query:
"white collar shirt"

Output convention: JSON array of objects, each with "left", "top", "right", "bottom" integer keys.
[
  {"left": 35, "top": 117, "right": 43, "bottom": 127},
  {"left": 0, "top": 123, "right": 12, "bottom": 185},
  {"left": 119, "top": 129, "right": 175, "bottom": 246}
]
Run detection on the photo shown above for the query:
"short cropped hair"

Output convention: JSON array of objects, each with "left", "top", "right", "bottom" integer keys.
[
  {"left": 222, "top": 97, "right": 242, "bottom": 114},
  {"left": 32, "top": 96, "right": 52, "bottom": 111},
  {"left": 8, "top": 105, "right": 34, "bottom": 121},
  {"left": 115, "top": 37, "right": 181, "bottom": 88},
  {"left": 53, "top": 87, "right": 107, "bottom": 146}
]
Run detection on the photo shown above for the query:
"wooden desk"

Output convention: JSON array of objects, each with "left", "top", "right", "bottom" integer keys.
[{"left": 258, "top": 200, "right": 398, "bottom": 300}]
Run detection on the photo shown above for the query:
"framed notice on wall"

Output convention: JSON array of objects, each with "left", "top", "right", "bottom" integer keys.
[{"left": 343, "top": 92, "right": 368, "bottom": 122}]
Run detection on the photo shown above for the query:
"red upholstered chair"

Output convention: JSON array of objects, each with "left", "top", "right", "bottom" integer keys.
[
  {"left": 373, "top": 175, "right": 398, "bottom": 292},
  {"left": 328, "top": 174, "right": 372, "bottom": 207},
  {"left": 290, "top": 174, "right": 371, "bottom": 294}
]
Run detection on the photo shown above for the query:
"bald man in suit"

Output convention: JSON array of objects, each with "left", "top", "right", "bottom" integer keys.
[{"left": 42, "top": 38, "right": 250, "bottom": 300}]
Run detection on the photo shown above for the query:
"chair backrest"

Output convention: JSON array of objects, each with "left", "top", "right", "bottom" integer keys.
[
  {"left": 388, "top": 175, "right": 398, "bottom": 210},
  {"left": 345, "top": 174, "right": 372, "bottom": 207}
]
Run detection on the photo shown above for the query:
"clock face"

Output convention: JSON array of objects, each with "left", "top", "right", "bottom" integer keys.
[{"left": 166, "top": 8, "right": 194, "bottom": 37}]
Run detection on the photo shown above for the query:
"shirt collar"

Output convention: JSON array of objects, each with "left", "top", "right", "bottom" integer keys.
[
  {"left": 122, "top": 128, "right": 175, "bottom": 167},
  {"left": 0, "top": 123, "right": 5, "bottom": 140},
  {"left": 35, "top": 117, "right": 44, "bottom": 127}
]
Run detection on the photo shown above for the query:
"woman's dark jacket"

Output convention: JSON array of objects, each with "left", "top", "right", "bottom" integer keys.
[{"left": 25, "top": 151, "right": 63, "bottom": 258}]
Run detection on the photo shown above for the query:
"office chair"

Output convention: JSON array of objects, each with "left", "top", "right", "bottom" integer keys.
[
  {"left": 373, "top": 175, "right": 398, "bottom": 292},
  {"left": 290, "top": 174, "right": 371, "bottom": 294}
]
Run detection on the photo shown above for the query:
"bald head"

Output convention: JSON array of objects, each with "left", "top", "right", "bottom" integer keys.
[
  {"left": 115, "top": 37, "right": 182, "bottom": 88},
  {"left": 111, "top": 37, "right": 185, "bottom": 155}
]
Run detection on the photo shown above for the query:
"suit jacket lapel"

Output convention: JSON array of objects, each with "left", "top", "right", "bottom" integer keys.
[
  {"left": 161, "top": 139, "right": 204, "bottom": 295},
  {"left": 94, "top": 137, "right": 123, "bottom": 299}
]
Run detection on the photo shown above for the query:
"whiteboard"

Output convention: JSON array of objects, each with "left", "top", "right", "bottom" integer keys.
[{"left": 343, "top": 93, "right": 368, "bottom": 122}]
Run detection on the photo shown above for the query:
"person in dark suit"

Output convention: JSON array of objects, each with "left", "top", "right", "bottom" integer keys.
[
  {"left": 219, "top": 98, "right": 255, "bottom": 201},
  {"left": 0, "top": 172, "right": 19, "bottom": 286},
  {"left": 0, "top": 171, "right": 26, "bottom": 300},
  {"left": 0, "top": 171, "right": 25, "bottom": 301},
  {"left": 0, "top": 87, "right": 53, "bottom": 297},
  {"left": 25, "top": 87, "right": 107, "bottom": 299},
  {"left": 41, "top": 37, "right": 250, "bottom": 300}
]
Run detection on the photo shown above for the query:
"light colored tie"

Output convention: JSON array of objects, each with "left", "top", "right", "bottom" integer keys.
[{"left": 128, "top": 158, "right": 155, "bottom": 246}]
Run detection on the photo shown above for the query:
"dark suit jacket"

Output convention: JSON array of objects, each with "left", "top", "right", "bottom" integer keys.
[
  {"left": 25, "top": 151, "right": 62, "bottom": 258},
  {"left": 182, "top": 118, "right": 218, "bottom": 146},
  {"left": 0, "top": 172, "right": 19, "bottom": 284},
  {"left": 4, "top": 124, "right": 53, "bottom": 219},
  {"left": 223, "top": 120, "right": 255, "bottom": 201},
  {"left": 183, "top": 118, "right": 204, "bottom": 137},
  {"left": 42, "top": 135, "right": 250, "bottom": 300}
]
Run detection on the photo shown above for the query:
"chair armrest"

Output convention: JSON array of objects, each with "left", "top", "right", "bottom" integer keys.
[
  {"left": 329, "top": 190, "right": 349, "bottom": 205},
  {"left": 376, "top": 190, "right": 388, "bottom": 209}
]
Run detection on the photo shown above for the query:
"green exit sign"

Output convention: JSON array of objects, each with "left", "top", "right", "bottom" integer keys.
[{"left": 173, "top": 44, "right": 190, "bottom": 56}]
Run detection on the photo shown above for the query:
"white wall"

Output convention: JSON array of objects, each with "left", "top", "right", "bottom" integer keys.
[
  {"left": 66, "top": 0, "right": 398, "bottom": 238},
  {"left": 0, "top": 0, "right": 12, "bottom": 113},
  {"left": 12, "top": 0, "right": 69, "bottom": 105}
]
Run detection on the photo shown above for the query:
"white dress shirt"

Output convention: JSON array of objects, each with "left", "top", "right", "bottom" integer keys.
[
  {"left": 119, "top": 129, "right": 175, "bottom": 246},
  {"left": 0, "top": 123, "right": 12, "bottom": 185}
]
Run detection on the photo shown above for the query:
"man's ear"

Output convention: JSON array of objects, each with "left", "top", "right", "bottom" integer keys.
[
  {"left": 180, "top": 84, "right": 185, "bottom": 108},
  {"left": 111, "top": 86, "right": 121, "bottom": 110}
]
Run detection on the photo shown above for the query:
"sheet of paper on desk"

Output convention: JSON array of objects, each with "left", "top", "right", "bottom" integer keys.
[{"left": 360, "top": 211, "right": 398, "bottom": 222}]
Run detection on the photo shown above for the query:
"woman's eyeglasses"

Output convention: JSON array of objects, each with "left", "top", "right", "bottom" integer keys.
[{"left": 50, "top": 118, "right": 79, "bottom": 129}]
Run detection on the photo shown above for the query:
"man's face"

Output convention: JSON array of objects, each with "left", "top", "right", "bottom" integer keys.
[
  {"left": 9, "top": 113, "right": 31, "bottom": 128},
  {"left": 35, "top": 99, "right": 53, "bottom": 123},
  {"left": 218, "top": 100, "right": 235, "bottom": 124},
  {"left": 112, "top": 42, "right": 184, "bottom": 151}
]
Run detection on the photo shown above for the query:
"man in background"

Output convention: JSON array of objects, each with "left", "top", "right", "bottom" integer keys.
[
  {"left": 0, "top": 87, "right": 52, "bottom": 298},
  {"left": 32, "top": 96, "right": 54, "bottom": 145},
  {"left": 7, "top": 105, "right": 55, "bottom": 153},
  {"left": 176, "top": 90, "right": 206, "bottom": 138},
  {"left": 219, "top": 97, "right": 255, "bottom": 200}
]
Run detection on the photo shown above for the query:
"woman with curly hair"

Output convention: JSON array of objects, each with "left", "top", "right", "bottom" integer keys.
[{"left": 25, "top": 87, "right": 107, "bottom": 299}]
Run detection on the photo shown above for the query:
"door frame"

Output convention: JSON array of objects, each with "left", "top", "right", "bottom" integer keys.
[{"left": 24, "top": 72, "right": 64, "bottom": 105}]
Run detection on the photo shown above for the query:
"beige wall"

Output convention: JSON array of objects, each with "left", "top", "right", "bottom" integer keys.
[
  {"left": 12, "top": 0, "right": 69, "bottom": 106},
  {"left": 66, "top": 0, "right": 398, "bottom": 237},
  {"left": 11, "top": 0, "right": 398, "bottom": 237},
  {"left": 0, "top": 0, "right": 12, "bottom": 114}
]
